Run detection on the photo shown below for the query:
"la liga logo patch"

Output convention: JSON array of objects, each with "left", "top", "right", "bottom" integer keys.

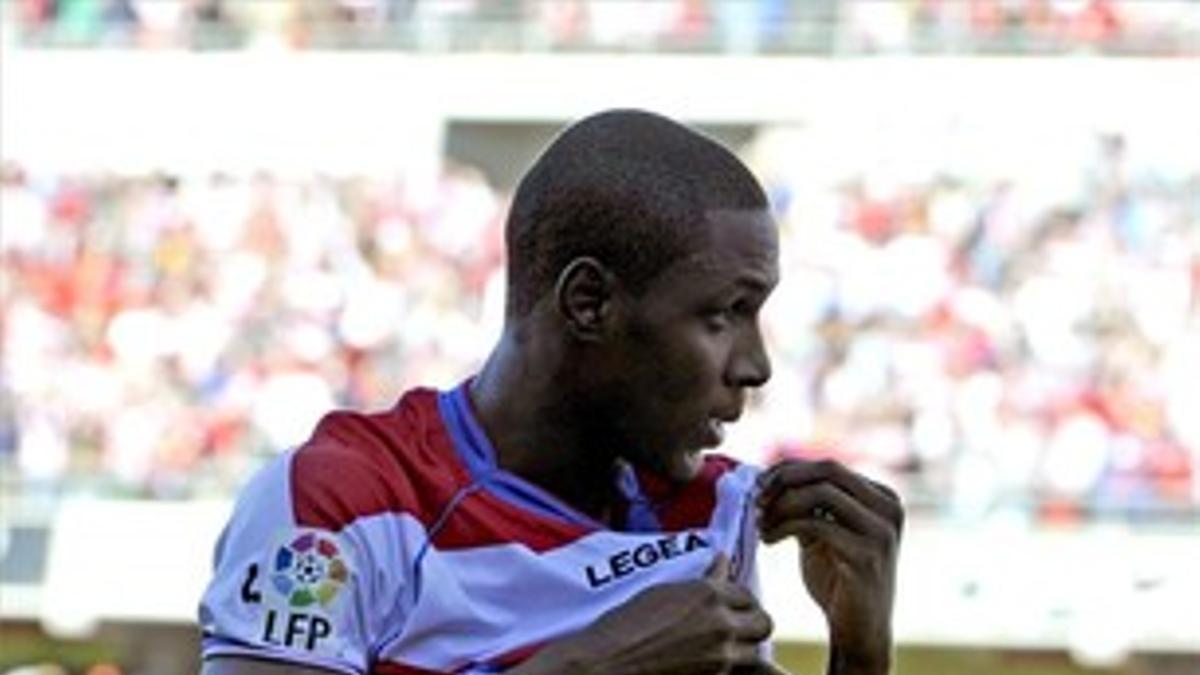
[{"left": 270, "top": 532, "right": 349, "bottom": 608}]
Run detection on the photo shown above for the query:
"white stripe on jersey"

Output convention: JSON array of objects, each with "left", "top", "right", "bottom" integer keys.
[{"left": 201, "top": 451, "right": 764, "bottom": 673}]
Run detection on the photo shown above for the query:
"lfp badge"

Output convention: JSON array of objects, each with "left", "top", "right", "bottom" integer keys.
[{"left": 271, "top": 532, "right": 349, "bottom": 609}]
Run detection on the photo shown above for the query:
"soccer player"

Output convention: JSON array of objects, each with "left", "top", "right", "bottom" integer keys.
[{"left": 200, "top": 109, "right": 902, "bottom": 675}]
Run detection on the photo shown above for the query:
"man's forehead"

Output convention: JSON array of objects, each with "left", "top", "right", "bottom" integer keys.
[
  {"left": 660, "top": 208, "right": 780, "bottom": 287},
  {"left": 706, "top": 206, "right": 777, "bottom": 252},
  {"left": 703, "top": 207, "right": 778, "bottom": 244}
]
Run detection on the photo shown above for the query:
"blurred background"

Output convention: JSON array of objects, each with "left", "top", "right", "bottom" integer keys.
[{"left": 1, "top": 1, "right": 1198, "bottom": 674}]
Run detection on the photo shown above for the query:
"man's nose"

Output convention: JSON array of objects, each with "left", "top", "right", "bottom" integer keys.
[{"left": 727, "top": 324, "right": 771, "bottom": 388}]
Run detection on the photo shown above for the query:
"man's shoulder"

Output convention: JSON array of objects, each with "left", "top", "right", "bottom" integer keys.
[
  {"left": 300, "top": 386, "right": 440, "bottom": 450},
  {"left": 294, "top": 387, "right": 454, "bottom": 466},
  {"left": 289, "top": 387, "right": 467, "bottom": 530}
]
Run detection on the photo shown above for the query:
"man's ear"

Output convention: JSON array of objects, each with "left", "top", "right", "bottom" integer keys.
[{"left": 555, "top": 257, "right": 615, "bottom": 342}]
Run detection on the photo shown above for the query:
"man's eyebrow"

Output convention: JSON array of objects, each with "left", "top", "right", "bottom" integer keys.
[{"left": 734, "top": 273, "right": 777, "bottom": 294}]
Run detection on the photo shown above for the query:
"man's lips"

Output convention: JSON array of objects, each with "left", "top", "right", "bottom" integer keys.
[
  {"left": 702, "top": 413, "right": 738, "bottom": 446},
  {"left": 712, "top": 406, "right": 743, "bottom": 425}
]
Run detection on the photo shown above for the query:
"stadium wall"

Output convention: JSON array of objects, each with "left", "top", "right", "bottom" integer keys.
[{"left": 3, "top": 51, "right": 1199, "bottom": 174}]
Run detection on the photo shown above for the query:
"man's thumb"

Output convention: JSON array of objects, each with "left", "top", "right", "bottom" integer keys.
[{"left": 705, "top": 552, "right": 731, "bottom": 580}]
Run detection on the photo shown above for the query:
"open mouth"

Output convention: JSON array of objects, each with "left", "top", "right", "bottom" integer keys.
[{"left": 707, "top": 404, "right": 743, "bottom": 442}]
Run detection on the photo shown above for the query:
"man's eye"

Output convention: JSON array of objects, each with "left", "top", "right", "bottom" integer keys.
[
  {"left": 703, "top": 296, "right": 759, "bottom": 331},
  {"left": 703, "top": 307, "right": 734, "bottom": 330}
]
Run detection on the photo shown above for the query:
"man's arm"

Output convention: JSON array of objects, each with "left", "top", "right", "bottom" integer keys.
[
  {"left": 756, "top": 459, "right": 904, "bottom": 675},
  {"left": 509, "top": 553, "right": 774, "bottom": 675}
]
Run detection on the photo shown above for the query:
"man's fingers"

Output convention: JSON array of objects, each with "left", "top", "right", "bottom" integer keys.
[
  {"left": 758, "top": 481, "right": 891, "bottom": 540},
  {"left": 758, "top": 459, "right": 901, "bottom": 525},
  {"left": 760, "top": 517, "right": 860, "bottom": 557},
  {"left": 736, "top": 606, "right": 774, "bottom": 643},
  {"left": 716, "top": 579, "right": 759, "bottom": 611},
  {"left": 868, "top": 477, "right": 905, "bottom": 533},
  {"left": 706, "top": 552, "right": 732, "bottom": 580},
  {"left": 704, "top": 553, "right": 757, "bottom": 610},
  {"left": 758, "top": 459, "right": 903, "bottom": 530},
  {"left": 698, "top": 551, "right": 774, "bottom": 668},
  {"left": 728, "top": 639, "right": 767, "bottom": 665}
]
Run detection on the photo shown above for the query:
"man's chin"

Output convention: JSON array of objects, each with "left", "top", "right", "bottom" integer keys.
[
  {"left": 624, "top": 447, "right": 707, "bottom": 484},
  {"left": 664, "top": 449, "right": 706, "bottom": 483}
]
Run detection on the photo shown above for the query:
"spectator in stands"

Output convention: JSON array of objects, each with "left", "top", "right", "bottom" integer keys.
[{"left": 1, "top": 128, "right": 1195, "bottom": 520}]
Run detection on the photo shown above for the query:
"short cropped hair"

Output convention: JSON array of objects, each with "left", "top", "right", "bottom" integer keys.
[{"left": 505, "top": 109, "right": 768, "bottom": 317}]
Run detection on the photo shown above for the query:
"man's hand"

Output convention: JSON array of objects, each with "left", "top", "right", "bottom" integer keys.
[
  {"left": 756, "top": 459, "right": 903, "bottom": 675},
  {"left": 512, "top": 553, "right": 773, "bottom": 675}
]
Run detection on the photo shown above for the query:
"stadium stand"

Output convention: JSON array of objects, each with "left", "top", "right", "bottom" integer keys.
[{"left": 1, "top": 2, "right": 1198, "bottom": 674}]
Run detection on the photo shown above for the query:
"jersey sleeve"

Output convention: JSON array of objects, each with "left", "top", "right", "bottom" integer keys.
[{"left": 198, "top": 449, "right": 409, "bottom": 674}]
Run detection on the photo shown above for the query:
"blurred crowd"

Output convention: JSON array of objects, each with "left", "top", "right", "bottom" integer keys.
[
  {"left": 749, "top": 131, "right": 1199, "bottom": 523},
  {"left": 1, "top": 128, "right": 1197, "bottom": 521},
  {"left": 5, "top": 0, "right": 1198, "bottom": 56},
  {"left": 1, "top": 162, "right": 505, "bottom": 498}
]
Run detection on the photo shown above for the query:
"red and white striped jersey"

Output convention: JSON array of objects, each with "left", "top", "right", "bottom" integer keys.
[{"left": 200, "top": 382, "right": 763, "bottom": 674}]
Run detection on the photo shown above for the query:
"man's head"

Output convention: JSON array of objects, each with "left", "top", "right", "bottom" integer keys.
[
  {"left": 505, "top": 110, "right": 779, "bottom": 482},
  {"left": 505, "top": 109, "right": 769, "bottom": 318}
]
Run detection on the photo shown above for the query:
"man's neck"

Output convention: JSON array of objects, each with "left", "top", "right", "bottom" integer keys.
[{"left": 469, "top": 331, "right": 621, "bottom": 524}]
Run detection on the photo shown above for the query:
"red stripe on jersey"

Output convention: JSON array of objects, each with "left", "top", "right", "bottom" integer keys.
[
  {"left": 638, "top": 454, "right": 739, "bottom": 532},
  {"left": 292, "top": 390, "right": 471, "bottom": 532},
  {"left": 431, "top": 487, "right": 592, "bottom": 552},
  {"left": 484, "top": 640, "right": 546, "bottom": 669},
  {"left": 290, "top": 389, "right": 594, "bottom": 552},
  {"left": 290, "top": 388, "right": 733, "bottom": 551}
]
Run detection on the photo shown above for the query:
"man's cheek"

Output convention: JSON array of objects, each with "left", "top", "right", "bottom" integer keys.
[{"left": 659, "top": 354, "right": 716, "bottom": 404}]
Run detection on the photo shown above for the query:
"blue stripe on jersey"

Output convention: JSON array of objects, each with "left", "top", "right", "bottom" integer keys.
[
  {"left": 614, "top": 462, "right": 663, "bottom": 532},
  {"left": 438, "top": 382, "right": 607, "bottom": 529}
]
